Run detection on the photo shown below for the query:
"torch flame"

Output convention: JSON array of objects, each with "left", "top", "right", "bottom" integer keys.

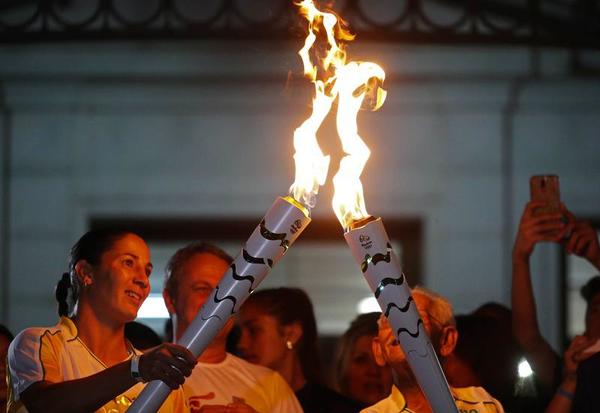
[
  {"left": 332, "top": 62, "right": 386, "bottom": 229},
  {"left": 290, "top": 0, "right": 354, "bottom": 209},
  {"left": 289, "top": 0, "right": 337, "bottom": 209},
  {"left": 291, "top": 0, "right": 386, "bottom": 223}
]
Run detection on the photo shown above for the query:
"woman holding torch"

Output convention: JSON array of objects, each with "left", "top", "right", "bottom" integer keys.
[{"left": 6, "top": 229, "right": 196, "bottom": 413}]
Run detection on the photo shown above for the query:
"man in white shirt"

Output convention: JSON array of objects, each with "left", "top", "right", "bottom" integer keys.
[
  {"left": 163, "top": 242, "right": 303, "bottom": 413},
  {"left": 363, "top": 287, "right": 504, "bottom": 413}
]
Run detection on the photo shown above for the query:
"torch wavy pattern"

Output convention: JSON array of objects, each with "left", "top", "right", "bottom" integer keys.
[
  {"left": 200, "top": 313, "right": 222, "bottom": 322},
  {"left": 213, "top": 285, "right": 238, "bottom": 308},
  {"left": 374, "top": 273, "right": 406, "bottom": 298},
  {"left": 204, "top": 218, "right": 292, "bottom": 318},
  {"left": 230, "top": 263, "right": 255, "bottom": 294},
  {"left": 397, "top": 318, "right": 424, "bottom": 339},
  {"left": 383, "top": 296, "right": 413, "bottom": 317},
  {"left": 242, "top": 249, "right": 274, "bottom": 268},
  {"left": 360, "top": 242, "right": 393, "bottom": 273},
  {"left": 259, "top": 219, "right": 289, "bottom": 251}
]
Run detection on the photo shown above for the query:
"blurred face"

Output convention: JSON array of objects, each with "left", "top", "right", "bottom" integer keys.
[
  {"left": 344, "top": 334, "right": 393, "bottom": 405},
  {"left": 85, "top": 234, "right": 152, "bottom": 325},
  {"left": 167, "top": 253, "right": 231, "bottom": 340},
  {"left": 585, "top": 293, "right": 600, "bottom": 339},
  {"left": 237, "top": 303, "right": 289, "bottom": 372},
  {"left": 0, "top": 334, "right": 10, "bottom": 409}
]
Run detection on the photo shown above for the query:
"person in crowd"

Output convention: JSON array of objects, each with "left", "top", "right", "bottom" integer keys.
[
  {"left": 452, "top": 303, "right": 521, "bottom": 410},
  {"left": 332, "top": 312, "right": 393, "bottom": 408},
  {"left": 1, "top": 324, "right": 14, "bottom": 413},
  {"left": 542, "top": 275, "right": 600, "bottom": 413},
  {"left": 512, "top": 201, "right": 600, "bottom": 412},
  {"left": 237, "top": 287, "right": 362, "bottom": 413},
  {"left": 571, "top": 349, "right": 600, "bottom": 412},
  {"left": 162, "top": 242, "right": 302, "bottom": 413},
  {"left": 365, "top": 286, "right": 504, "bottom": 413},
  {"left": 6, "top": 229, "right": 195, "bottom": 413},
  {"left": 125, "top": 321, "right": 163, "bottom": 350}
]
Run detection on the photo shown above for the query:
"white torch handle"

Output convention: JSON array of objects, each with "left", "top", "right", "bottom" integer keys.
[
  {"left": 128, "top": 197, "right": 311, "bottom": 413},
  {"left": 344, "top": 218, "right": 459, "bottom": 413}
]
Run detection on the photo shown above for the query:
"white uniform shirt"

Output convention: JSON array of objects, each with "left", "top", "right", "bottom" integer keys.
[
  {"left": 361, "top": 384, "right": 504, "bottom": 413},
  {"left": 183, "top": 353, "right": 302, "bottom": 413},
  {"left": 7, "top": 317, "right": 186, "bottom": 413}
]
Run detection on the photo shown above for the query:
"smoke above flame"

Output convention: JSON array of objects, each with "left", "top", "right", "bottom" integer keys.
[{"left": 290, "top": 0, "right": 386, "bottom": 227}]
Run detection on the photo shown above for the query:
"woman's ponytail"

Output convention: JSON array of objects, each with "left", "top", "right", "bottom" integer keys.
[{"left": 55, "top": 272, "right": 71, "bottom": 317}]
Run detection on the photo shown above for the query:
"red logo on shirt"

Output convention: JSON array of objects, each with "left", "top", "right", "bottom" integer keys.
[{"left": 189, "top": 393, "right": 216, "bottom": 413}]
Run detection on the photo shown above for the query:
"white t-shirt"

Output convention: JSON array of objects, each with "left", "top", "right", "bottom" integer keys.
[
  {"left": 7, "top": 317, "right": 186, "bottom": 413},
  {"left": 361, "top": 384, "right": 504, "bottom": 413},
  {"left": 183, "top": 353, "right": 303, "bottom": 413}
]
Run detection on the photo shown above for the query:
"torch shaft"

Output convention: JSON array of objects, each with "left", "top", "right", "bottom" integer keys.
[
  {"left": 128, "top": 196, "right": 311, "bottom": 413},
  {"left": 344, "top": 217, "right": 459, "bottom": 413}
]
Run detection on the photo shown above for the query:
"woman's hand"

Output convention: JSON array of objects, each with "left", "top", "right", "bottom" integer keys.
[{"left": 138, "top": 343, "right": 197, "bottom": 389}]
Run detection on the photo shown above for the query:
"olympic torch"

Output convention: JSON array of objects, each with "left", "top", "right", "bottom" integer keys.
[
  {"left": 327, "top": 15, "right": 459, "bottom": 413},
  {"left": 128, "top": 3, "right": 336, "bottom": 412}
]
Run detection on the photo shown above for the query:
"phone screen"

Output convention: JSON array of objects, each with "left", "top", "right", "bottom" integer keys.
[{"left": 530, "top": 175, "right": 560, "bottom": 215}]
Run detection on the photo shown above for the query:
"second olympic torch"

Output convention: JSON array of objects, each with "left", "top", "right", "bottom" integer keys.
[
  {"left": 344, "top": 217, "right": 458, "bottom": 413},
  {"left": 325, "top": 6, "right": 459, "bottom": 410}
]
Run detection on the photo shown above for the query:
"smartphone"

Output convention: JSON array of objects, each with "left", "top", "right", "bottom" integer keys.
[{"left": 530, "top": 175, "right": 560, "bottom": 216}]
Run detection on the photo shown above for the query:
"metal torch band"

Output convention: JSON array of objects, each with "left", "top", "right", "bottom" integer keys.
[
  {"left": 344, "top": 217, "right": 458, "bottom": 413},
  {"left": 127, "top": 196, "right": 311, "bottom": 413}
]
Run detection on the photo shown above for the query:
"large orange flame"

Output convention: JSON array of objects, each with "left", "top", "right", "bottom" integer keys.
[
  {"left": 291, "top": 0, "right": 386, "bottom": 223},
  {"left": 332, "top": 62, "right": 386, "bottom": 229},
  {"left": 289, "top": 0, "right": 337, "bottom": 209}
]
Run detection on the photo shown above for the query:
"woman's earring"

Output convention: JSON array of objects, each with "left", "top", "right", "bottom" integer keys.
[{"left": 286, "top": 340, "right": 294, "bottom": 350}]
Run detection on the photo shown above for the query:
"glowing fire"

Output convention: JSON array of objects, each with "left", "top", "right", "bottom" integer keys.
[
  {"left": 291, "top": 0, "right": 386, "bottom": 224},
  {"left": 332, "top": 62, "right": 386, "bottom": 229},
  {"left": 289, "top": 0, "right": 336, "bottom": 209}
]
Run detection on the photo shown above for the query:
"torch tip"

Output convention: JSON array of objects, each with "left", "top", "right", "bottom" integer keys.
[
  {"left": 282, "top": 195, "right": 311, "bottom": 218},
  {"left": 348, "top": 215, "right": 378, "bottom": 231}
]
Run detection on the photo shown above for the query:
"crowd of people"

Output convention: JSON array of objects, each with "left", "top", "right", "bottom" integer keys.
[{"left": 1, "top": 200, "right": 599, "bottom": 413}]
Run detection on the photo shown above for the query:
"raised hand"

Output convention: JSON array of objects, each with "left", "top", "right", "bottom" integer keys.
[{"left": 513, "top": 201, "right": 570, "bottom": 261}]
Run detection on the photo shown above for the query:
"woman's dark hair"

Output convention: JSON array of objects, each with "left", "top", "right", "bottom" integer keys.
[
  {"left": 581, "top": 275, "right": 600, "bottom": 304},
  {"left": 244, "top": 287, "right": 322, "bottom": 383},
  {"left": 0, "top": 323, "right": 14, "bottom": 341},
  {"left": 55, "top": 229, "right": 133, "bottom": 317},
  {"left": 455, "top": 309, "right": 521, "bottom": 405}
]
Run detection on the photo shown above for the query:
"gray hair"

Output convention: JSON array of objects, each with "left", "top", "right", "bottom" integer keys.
[
  {"left": 164, "top": 242, "right": 232, "bottom": 298},
  {"left": 411, "top": 286, "right": 456, "bottom": 328}
]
